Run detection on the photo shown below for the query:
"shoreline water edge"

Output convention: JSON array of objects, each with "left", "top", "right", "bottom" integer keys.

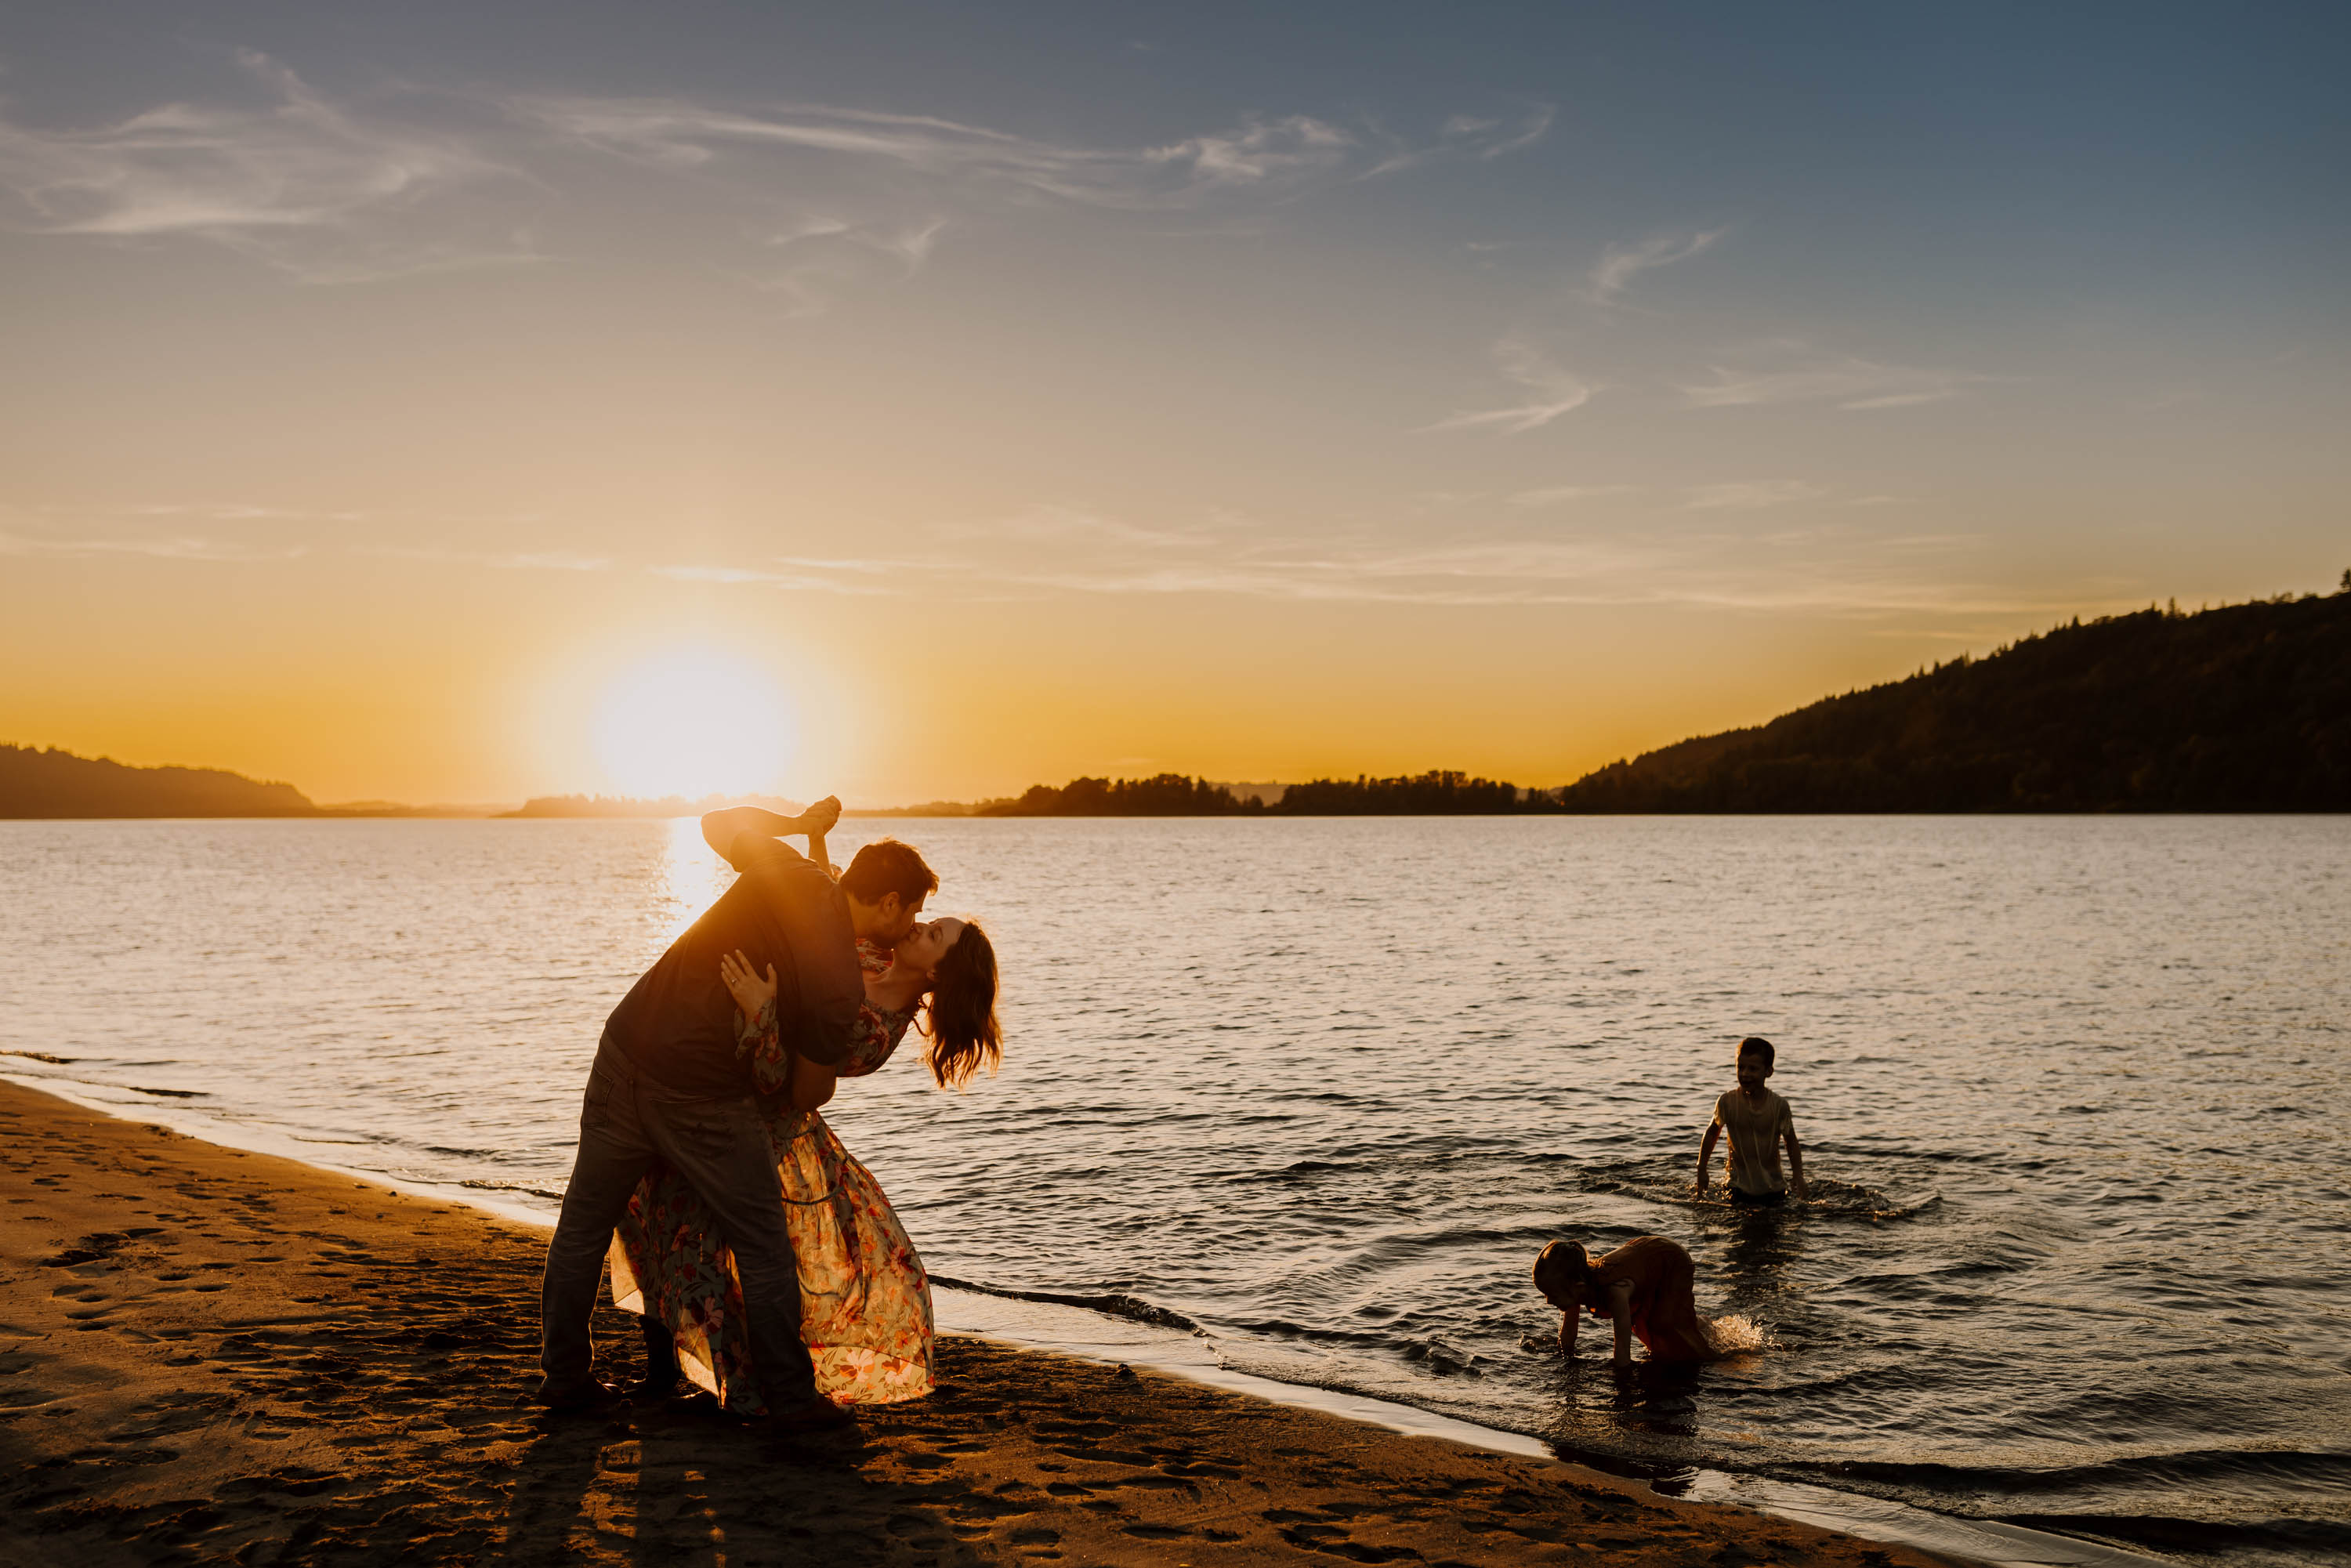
[{"left": 2, "top": 1076, "right": 2166, "bottom": 1568}]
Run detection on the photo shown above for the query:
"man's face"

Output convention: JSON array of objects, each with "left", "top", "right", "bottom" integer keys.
[{"left": 875, "top": 890, "right": 927, "bottom": 947}]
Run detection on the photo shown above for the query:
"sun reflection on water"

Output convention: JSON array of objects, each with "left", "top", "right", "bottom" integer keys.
[{"left": 654, "top": 815, "right": 734, "bottom": 944}]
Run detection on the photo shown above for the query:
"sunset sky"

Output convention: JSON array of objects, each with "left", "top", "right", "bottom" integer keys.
[{"left": 2, "top": 3, "right": 2344, "bottom": 806}]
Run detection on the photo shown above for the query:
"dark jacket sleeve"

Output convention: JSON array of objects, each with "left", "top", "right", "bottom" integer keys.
[{"left": 738, "top": 840, "right": 864, "bottom": 1068}]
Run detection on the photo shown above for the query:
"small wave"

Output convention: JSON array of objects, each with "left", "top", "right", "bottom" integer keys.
[
  {"left": 2002, "top": 1510, "right": 2351, "bottom": 1563},
  {"left": 458, "top": 1179, "right": 567, "bottom": 1202},
  {"left": 929, "top": 1276, "right": 1203, "bottom": 1334},
  {"left": 1209, "top": 1316, "right": 1397, "bottom": 1351},
  {"left": 0, "top": 1049, "right": 76, "bottom": 1064},
  {"left": 1777, "top": 1445, "right": 2351, "bottom": 1495},
  {"left": 1795, "top": 1177, "right": 1934, "bottom": 1222},
  {"left": 1398, "top": 1338, "right": 1485, "bottom": 1377},
  {"left": 1589, "top": 1162, "right": 1933, "bottom": 1224},
  {"left": 126, "top": 1085, "right": 207, "bottom": 1099}
]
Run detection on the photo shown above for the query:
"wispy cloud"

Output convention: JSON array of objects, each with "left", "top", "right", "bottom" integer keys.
[
  {"left": 0, "top": 51, "right": 534, "bottom": 282},
  {"left": 103, "top": 501, "right": 368, "bottom": 523},
  {"left": 1685, "top": 480, "right": 1830, "bottom": 510},
  {"left": 357, "top": 545, "right": 610, "bottom": 571},
  {"left": 0, "top": 52, "right": 1549, "bottom": 295},
  {"left": 637, "top": 502, "right": 2071, "bottom": 619},
  {"left": 1587, "top": 229, "right": 1724, "bottom": 303},
  {"left": 1508, "top": 484, "right": 1636, "bottom": 507},
  {"left": 929, "top": 505, "right": 1204, "bottom": 549},
  {"left": 744, "top": 212, "right": 952, "bottom": 313},
  {"left": 1360, "top": 107, "right": 1555, "bottom": 177},
  {"left": 1425, "top": 340, "right": 1595, "bottom": 435},
  {"left": 1679, "top": 345, "right": 1984, "bottom": 410},
  {"left": 513, "top": 96, "right": 1541, "bottom": 211},
  {"left": 0, "top": 529, "right": 306, "bottom": 562},
  {"left": 650, "top": 563, "right": 886, "bottom": 592}
]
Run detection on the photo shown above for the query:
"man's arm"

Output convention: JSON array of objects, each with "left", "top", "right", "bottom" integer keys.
[
  {"left": 759, "top": 854, "right": 864, "bottom": 1068},
  {"left": 701, "top": 797, "right": 842, "bottom": 868},
  {"left": 787, "top": 1054, "right": 838, "bottom": 1112},
  {"left": 1697, "top": 1123, "right": 1721, "bottom": 1195}
]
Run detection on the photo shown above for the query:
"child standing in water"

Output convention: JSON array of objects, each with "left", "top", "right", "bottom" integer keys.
[{"left": 1697, "top": 1036, "right": 1806, "bottom": 1206}]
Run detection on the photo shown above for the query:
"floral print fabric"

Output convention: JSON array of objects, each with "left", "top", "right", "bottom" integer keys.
[{"left": 607, "top": 941, "right": 933, "bottom": 1410}]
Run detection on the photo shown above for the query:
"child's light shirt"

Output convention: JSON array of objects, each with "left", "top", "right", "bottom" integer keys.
[{"left": 1713, "top": 1088, "right": 1795, "bottom": 1196}]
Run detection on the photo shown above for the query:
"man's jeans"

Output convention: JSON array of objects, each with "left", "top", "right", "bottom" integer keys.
[{"left": 538, "top": 1034, "right": 817, "bottom": 1403}]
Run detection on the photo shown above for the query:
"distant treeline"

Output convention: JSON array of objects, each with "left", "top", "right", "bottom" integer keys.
[
  {"left": 0, "top": 745, "right": 316, "bottom": 818},
  {"left": 971, "top": 770, "right": 1534, "bottom": 816},
  {"left": 929, "top": 577, "right": 2351, "bottom": 817},
  {"left": 1558, "top": 585, "right": 2351, "bottom": 812}
]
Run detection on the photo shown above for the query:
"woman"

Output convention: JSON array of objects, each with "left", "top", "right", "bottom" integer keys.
[
  {"left": 1533, "top": 1236, "right": 1726, "bottom": 1367},
  {"left": 607, "top": 870, "right": 1001, "bottom": 1414}
]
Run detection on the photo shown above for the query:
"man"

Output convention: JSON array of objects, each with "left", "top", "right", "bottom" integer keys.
[
  {"left": 765, "top": 825, "right": 939, "bottom": 1110},
  {"left": 537, "top": 794, "right": 870, "bottom": 1425}
]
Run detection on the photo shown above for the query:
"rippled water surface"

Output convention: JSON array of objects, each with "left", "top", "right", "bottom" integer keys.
[{"left": 3, "top": 817, "right": 2346, "bottom": 1566}]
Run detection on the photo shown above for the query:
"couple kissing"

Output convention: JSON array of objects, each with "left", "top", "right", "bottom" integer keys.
[{"left": 537, "top": 797, "right": 1000, "bottom": 1429}]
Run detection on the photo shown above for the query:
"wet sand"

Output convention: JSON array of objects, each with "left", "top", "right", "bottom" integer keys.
[{"left": 0, "top": 1079, "right": 1954, "bottom": 1566}]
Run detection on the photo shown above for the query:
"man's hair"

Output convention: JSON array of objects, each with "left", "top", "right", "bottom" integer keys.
[
  {"left": 839, "top": 838, "right": 938, "bottom": 907},
  {"left": 1737, "top": 1035, "right": 1776, "bottom": 1069}
]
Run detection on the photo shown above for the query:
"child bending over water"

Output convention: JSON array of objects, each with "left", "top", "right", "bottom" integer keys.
[
  {"left": 1697, "top": 1035, "right": 1806, "bottom": 1206},
  {"left": 1533, "top": 1237, "right": 1731, "bottom": 1367}
]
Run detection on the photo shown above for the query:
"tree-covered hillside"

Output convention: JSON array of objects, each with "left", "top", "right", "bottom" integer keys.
[
  {"left": 0, "top": 745, "right": 317, "bottom": 817},
  {"left": 1556, "top": 588, "right": 2351, "bottom": 813}
]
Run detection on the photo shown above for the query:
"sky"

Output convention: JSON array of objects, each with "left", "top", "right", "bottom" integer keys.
[{"left": 2, "top": 2, "right": 2345, "bottom": 806}]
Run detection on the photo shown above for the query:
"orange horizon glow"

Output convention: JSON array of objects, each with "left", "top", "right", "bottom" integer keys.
[{"left": 2, "top": 17, "right": 2342, "bottom": 809}]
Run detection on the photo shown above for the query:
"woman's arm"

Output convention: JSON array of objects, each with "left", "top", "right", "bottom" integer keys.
[
  {"left": 720, "top": 949, "right": 794, "bottom": 1095},
  {"left": 1558, "top": 1299, "right": 1581, "bottom": 1356}
]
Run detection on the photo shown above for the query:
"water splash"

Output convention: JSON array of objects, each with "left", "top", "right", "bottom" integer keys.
[{"left": 1707, "top": 1313, "right": 1770, "bottom": 1354}]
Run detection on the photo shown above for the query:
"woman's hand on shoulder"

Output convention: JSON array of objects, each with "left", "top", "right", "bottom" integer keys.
[{"left": 719, "top": 948, "right": 778, "bottom": 1016}]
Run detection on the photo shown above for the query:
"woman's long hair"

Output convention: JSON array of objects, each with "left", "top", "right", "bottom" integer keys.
[{"left": 921, "top": 920, "right": 1001, "bottom": 1089}]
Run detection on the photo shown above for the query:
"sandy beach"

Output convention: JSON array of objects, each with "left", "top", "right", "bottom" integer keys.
[{"left": 0, "top": 1079, "right": 1954, "bottom": 1567}]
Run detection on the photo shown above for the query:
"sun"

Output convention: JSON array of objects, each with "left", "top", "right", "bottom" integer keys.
[{"left": 591, "top": 647, "right": 795, "bottom": 801}]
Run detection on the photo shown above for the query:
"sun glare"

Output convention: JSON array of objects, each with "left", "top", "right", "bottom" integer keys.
[{"left": 592, "top": 648, "right": 795, "bottom": 801}]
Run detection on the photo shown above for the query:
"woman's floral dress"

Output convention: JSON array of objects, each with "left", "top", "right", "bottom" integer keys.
[{"left": 607, "top": 941, "right": 933, "bottom": 1411}]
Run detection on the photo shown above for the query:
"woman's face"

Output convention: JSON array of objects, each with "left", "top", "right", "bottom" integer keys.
[{"left": 893, "top": 916, "right": 966, "bottom": 977}]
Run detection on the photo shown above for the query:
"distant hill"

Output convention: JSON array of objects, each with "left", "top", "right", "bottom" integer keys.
[
  {"left": 1556, "top": 588, "right": 2351, "bottom": 813},
  {"left": 0, "top": 745, "right": 317, "bottom": 818}
]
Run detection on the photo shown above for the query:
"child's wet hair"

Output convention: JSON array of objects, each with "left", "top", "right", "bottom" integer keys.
[
  {"left": 1534, "top": 1240, "right": 1599, "bottom": 1298},
  {"left": 1737, "top": 1035, "right": 1775, "bottom": 1069}
]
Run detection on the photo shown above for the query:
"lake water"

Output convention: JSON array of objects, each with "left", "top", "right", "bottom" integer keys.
[{"left": 2, "top": 817, "right": 2346, "bottom": 1566}]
